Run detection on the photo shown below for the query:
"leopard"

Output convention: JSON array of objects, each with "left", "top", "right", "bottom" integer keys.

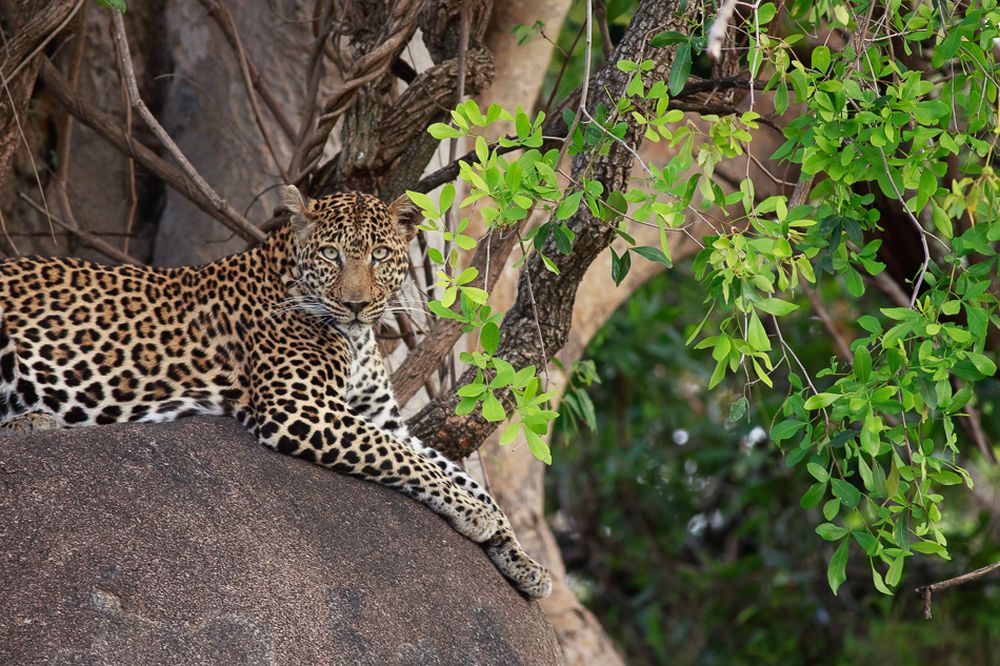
[{"left": 0, "top": 185, "right": 552, "bottom": 599}]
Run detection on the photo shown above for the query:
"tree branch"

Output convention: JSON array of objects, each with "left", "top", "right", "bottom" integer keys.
[
  {"left": 290, "top": 0, "right": 424, "bottom": 182},
  {"left": 406, "top": 0, "right": 681, "bottom": 459},
  {"left": 38, "top": 59, "right": 265, "bottom": 244},
  {"left": 109, "top": 12, "right": 264, "bottom": 244},
  {"left": 915, "top": 561, "right": 1000, "bottom": 620}
]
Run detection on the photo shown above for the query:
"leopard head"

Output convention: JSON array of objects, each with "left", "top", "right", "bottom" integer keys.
[{"left": 282, "top": 185, "right": 420, "bottom": 327}]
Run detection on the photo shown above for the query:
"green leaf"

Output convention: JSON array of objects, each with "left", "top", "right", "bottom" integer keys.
[
  {"left": 632, "top": 245, "right": 673, "bottom": 268},
  {"left": 852, "top": 531, "right": 879, "bottom": 556},
  {"left": 807, "top": 462, "right": 830, "bottom": 482},
  {"left": 650, "top": 30, "right": 687, "bottom": 47},
  {"left": 831, "top": 478, "right": 861, "bottom": 507},
  {"left": 882, "top": 320, "right": 916, "bottom": 347},
  {"left": 804, "top": 393, "right": 838, "bottom": 410},
  {"left": 811, "top": 45, "right": 831, "bottom": 73},
  {"left": 557, "top": 191, "right": 584, "bottom": 220},
  {"left": 857, "top": 315, "right": 882, "bottom": 334},
  {"left": 428, "top": 122, "right": 463, "bottom": 140},
  {"left": 490, "top": 358, "right": 516, "bottom": 389},
  {"left": 872, "top": 566, "right": 892, "bottom": 595},
  {"left": 729, "top": 396, "right": 749, "bottom": 422},
  {"left": 668, "top": 42, "right": 693, "bottom": 95},
  {"left": 480, "top": 322, "right": 500, "bottom": 354},
  {"left": 406, "top": 190, "right": 438, "bottom": 216},
  {"left": 827, "top": 539, "right": 849, "bottom": 595},
  {"left": 854, "top": 346, "right": 872, "bottom": 382},
  {"left": 967, "top": 352, "right": 997, "bottom": 377},
  {"left": 757, "top": 298, "right": 799, "bottom": 316},
  {"left": 455, "top": 397, "right": 478, "bottom": 416},
  {"left": 611, "top": 247, "right": 631, "bottom": 286},
  {"left": 774, "top": 81, "right": 789, "bottom": 115},
  {"left": 823, "top": 499, "right": 840, "bottom": 521},
  {"left": 845, "top": 267, "right": 865, "bottom": 297},
  {"left": 911, "top": 541, "right": 948, "bottom": 556},
  {"left": 481, "top": 392, "right": 507, "bottom": 422},
  {"left": 499, "top": 421, "right": 521, "bottom": 446},
  {"left": 932, "top": 205, "right": 953, "bottom": 239},
  {"left": 457, "top": 382, "right": 486, "bottom": 398},
  {"left": 771, "top": 420, "right": 806, "bottom": 442},
  {"left": 747, "top": 310, "right": 771, "bottom": 351},
  {"left": 800, "top": 481, "right": 827, "bottom": 508},
  {"left": 885, "top": 555, "right": 905, "bottom": 587},
  {"left": 816, "top": 523, "right": 848, "bottom": 541},
  {"left": 524, "top": 429, "right": 552, "bottom": 464},
  {"left": 930, "top": 470, "right": 962, "bottom": 486}
]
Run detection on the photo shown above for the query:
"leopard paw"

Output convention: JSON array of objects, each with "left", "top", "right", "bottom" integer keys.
[
  {"left": 515, "top": 561, "right": 552, "bottom": 599},
  {"left": 484, "top": 534, "right": 553, "bottom": 599},
  {"left": 0, "top": 412, "right": 62, "bottom": 439},
  {"left": 449, "top": 497, "right": 499, "bottom": 543}
]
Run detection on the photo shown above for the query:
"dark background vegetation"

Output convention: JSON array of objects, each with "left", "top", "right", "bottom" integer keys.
[{"left": 550, "top": 265, "right": 1000, "bottom": 665}]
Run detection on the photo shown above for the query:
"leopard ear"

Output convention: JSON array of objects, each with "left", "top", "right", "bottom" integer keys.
[
  {"left": 282, "top": 184, "right": 315, "bottom": 234},
  {"left": 388, "top": 193, "right": 422, "bottom": 242}
]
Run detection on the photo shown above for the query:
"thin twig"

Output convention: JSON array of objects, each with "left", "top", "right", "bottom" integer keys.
[
  {"left": 109, "top": 12, "right": 264, "bottom": 243},
  {"left": 0, "top": 208, "right": 21, "bottom": 255},
  {"left": 772, "top": 314, "right": 829, "bottom": 427},
  {"left": 107, "top": 7, "right": 139, "bottom": 255},
  {"left": 915, "top": 561, "right": 1000, "bottom": 620},
  {"left": 0, "top": 54, "right": 54, "bottom": 239},
  {"left": 676, "top": 76, "right": 766, "bottom": 98},
  {"left": 18, "top": 193, "right": 138, "bottom": 264},
  {"left": 594, "top": 0, "right": 613, "bottom": 60},
  {"left": 440, "top": 0, "right": 472, "bottom": 393},
  {"left": 951, "top": 377, "right": 998, "bottom": 464},
  {"left": 747, "top": 150, "right": 796, "bottom": 187},
  {"left": 40, "top": 59, "right": 260, "bottom": 242},
  {"left": 871, "top": 270, "right": 910, "bottom": 308},
  {"left": 516, "top": 231, "right": 551, "bottom": 387},
  {"left": 541, "top": 20, "right": 586, "bottom": 117}
]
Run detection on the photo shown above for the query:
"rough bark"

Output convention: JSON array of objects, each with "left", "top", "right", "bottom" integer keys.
[
  {"left": 2, "top": 3, "right": 166, "bottom": 262},
  {"left": 0, "top": 0, "right": 79, "bottom": 183}
]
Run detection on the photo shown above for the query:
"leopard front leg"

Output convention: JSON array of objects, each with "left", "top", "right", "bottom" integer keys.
[
  {"left": 247, "top": 401, "right": 499, "bottom": 544},
  {"left": 346, "top": 353, "right": 551, "bottom": 598},
  {"left": 401, "top": 433, "right": 553, "bottom": 599}
]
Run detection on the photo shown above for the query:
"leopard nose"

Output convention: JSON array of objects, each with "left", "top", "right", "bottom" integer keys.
[{"left": 343, "top": 300, "right": 370, "bottom": 314}]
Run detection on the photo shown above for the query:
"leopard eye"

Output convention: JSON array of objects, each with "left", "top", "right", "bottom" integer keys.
[
  {"left": 371, "top": 246, "right": 389, "bottom": 262},
  {"left": 320, "top": 247, "right": 340, "bottom": 262}
]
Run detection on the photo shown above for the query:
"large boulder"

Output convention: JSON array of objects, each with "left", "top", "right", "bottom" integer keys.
[{"left": 0, "top": 417, "right": 563, "bottom": 665}]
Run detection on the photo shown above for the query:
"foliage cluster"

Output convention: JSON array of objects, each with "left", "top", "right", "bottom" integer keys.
[{"left": 415, "top": 0, "right": 1000, "bottom": 599}]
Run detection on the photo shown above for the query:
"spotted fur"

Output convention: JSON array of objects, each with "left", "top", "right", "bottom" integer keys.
[{"left": 0, "top": 187, "right": 551, "bottom": 599}]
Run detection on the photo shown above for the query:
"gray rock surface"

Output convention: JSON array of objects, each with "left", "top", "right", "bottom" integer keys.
[{"left": 0, "top": 417, "right": 563, "bottom": 665}]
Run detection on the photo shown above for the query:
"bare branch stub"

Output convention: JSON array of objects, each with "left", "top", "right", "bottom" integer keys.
[{"left": 915, "top": 560, "right": 1000, "bottom": 620}]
